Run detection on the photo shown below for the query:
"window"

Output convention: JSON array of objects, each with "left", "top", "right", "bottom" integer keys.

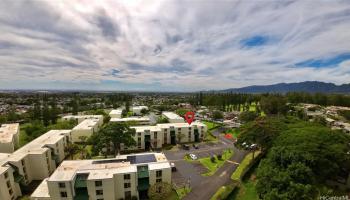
[
  {"left": 138, "top": 132, "right": 141, "bottom": 136},
  {"left": 156, "top": 170, "right": 162, "bottom": 177},
  {"left": 95, "top": 181, "right": 102, "bottom": 187},
  {"left": 156, "top": 178, "right": 162, "bottom": 183},
  {"left": 125, "top": 191, "right": 131, "bottom": 199},
  {"left": 154, "top": 132, "right": 157, "bottom": 139},
  {"left": 124, "top": 174, "right": 130, "bottom": 180},
  {"left": 7, "top": 180, "right": 11, "bottom": 188},
  {"left": 60, "top": 192, "right": 67, "bottom": 197},
  {"left": 124, "top": 182, "right": 131, "bottom": 188},
  {"left": 59, "top": 182, "right": 66, "bottom": 188},
  {"left": 96, "top": 190, "right": 103, "bottom": 195},
  {"left": 4, "top": 172, "right": 8, "bottom": 179},
  {"left": 9, "top": 189, "right": 13, "bottom": 195}
]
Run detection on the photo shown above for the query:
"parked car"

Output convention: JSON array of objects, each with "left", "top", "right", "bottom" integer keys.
[
  {"left": 182, "top": 144, "right": 190, "bottom": 150},
  {"left": 171, "top": 162, "right": 177, "bottom": 172},
  {"left": 193, "top": 144, "right": 199, "bottom": 149},
  {"left": 189, "top": 153, "right": 198, "bottom": 160}
]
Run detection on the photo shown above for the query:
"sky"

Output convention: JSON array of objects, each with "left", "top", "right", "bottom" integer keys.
[{"left": 0, "top": 0, "right": 350, "bottom": 92}]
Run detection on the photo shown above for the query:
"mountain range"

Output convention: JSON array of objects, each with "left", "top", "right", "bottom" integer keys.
[{"left": 221, "top": 81, "right": 350, "bottom": 93}]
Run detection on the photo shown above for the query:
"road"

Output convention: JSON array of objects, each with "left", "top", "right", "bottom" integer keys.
[{"left": 164, "top": 126, "right": 248, "bottom": 200}]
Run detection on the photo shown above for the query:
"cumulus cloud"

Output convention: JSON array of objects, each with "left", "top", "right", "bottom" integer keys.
[{"left": 0, "top": 0, "right": 349, "bottom": 91}]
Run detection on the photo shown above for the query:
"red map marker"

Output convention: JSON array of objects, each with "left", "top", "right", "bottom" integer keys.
[{"left": 184, "top": 111, "right": 195, "bottom": 125}]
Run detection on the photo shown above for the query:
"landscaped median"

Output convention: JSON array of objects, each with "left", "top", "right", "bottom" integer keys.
[
  {"left": 210, "top": 151, "right": 262, "bottom": 200},
  {"left": 231, "top": 151, "right": 261, "bottom": 181},
  {"left": 184, "top": 149, "right": 234, "bottom": 176},
  {"left": 210, "top": 182, "right": 239, "bottom": 200},
  {"left": 200, "top": 149, "right": 234, "bottom": 176}
]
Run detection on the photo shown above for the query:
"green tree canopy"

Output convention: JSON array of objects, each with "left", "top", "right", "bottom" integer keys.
[
  {"left": 239, "top": 111, "right": 259, "bottom": 123},
  {"left": 148, "top": 182, "right": 172, "bottom": 200},
  {"left": 256, "top": 121, "right": 350, "bottom": 200},
  {"left": 237, "top": 117, "right": 285, "bottom": 151},
  {"left": 91, "top": 122, "right": 136, "bottom": 156}
]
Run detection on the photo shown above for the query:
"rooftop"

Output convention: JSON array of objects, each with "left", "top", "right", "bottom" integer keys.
[
  {"left": 132, "top": 106, "right": 148, "bottom": 110},
  {"left": 31, "top": 178, "right": 50, "bottom": 198},
  {"left": 0, "top": 123, "right": 19, "bottom": 143},
  {"left": 48, "top": 152, "right": 169, "bottom": 182},
  {"left": 73, "top": 119, "right": 99, "bottom": 130},
  {"left": 109, "top": 109, "right": 123, "bottom": 115},
  {"left": 0, "top": 130, "right": 71, "bottom": 164},
  {"left": 110, "top": 116, "right": 150, "bottom": 122},
  {"left": 162, "top": 112, "right": 184, "bottom": 120},
  {"left": 131, "top": 121, "right": 206, "bottom": 132},
  {"left": 63, "top": 115, "right": 103, "bottom": 120}
]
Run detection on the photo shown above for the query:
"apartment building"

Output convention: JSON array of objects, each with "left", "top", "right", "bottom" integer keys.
[
  {"left": 62, "top": 115, "right": 103, "bottom": 126},
  {"left": 71, "top": 118, "right": 101, "bottom": 142},
  {"left": 0, "top": 123, "right": 20, "bottom": 153},
  {"left": 109, "top": 109, "right": 123, "bottom": 118},
  {"left": 0, "top": 130, "right": 72, "bottom": 200},
  {"left": 31, "top": 152, "right": 171, "bottom": 200},
  {"left": 132, "top": 106, "right": 148, "bottom": 115},
  {"left": 162, "top": 112, "right": 185, "bottom": 123},
  {"left": 110, "top": 116, "right": 151, "bottom": 125},
  {"left": 127, "top": 122, "right": 207, "bottom": 151}
]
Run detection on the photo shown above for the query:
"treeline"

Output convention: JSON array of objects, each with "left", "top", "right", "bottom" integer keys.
[
  {"left": 0, "top": 92, "right": 133, "bottom": 124},
  {"left": 191, "top": 92, "right": 350, "bottom": 109}
]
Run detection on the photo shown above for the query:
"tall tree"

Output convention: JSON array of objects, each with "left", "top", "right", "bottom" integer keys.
[
  {"left": 42, "top": 102, "right": 50, "bottom": 126},
  {"left": 94, "top": 123, "right": 136, "bottom": 156}
]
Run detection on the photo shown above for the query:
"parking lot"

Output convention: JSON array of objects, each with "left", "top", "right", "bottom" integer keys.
[{"left": 164, "top": 127, "right": 248, "bottom": 200}]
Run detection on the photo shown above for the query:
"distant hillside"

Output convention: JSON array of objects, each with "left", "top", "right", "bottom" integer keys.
[{"left": 221, "top": 81, "right": 350, "bottom": 93}]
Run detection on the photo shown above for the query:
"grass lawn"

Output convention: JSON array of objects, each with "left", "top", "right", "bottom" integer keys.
[
  {"left": 176, "top": 187, "right": 191, "bottom": 199},
  {"left": 227, "top": 177, "right": 258, "bottom": 200},
  {"left": 203, "top": 121, "right": 221, "bottom": 130},
  {"left": 199, "top": 149, "right": 234, "bottom": 176},
  {"left": 231, "top": 151, "right": 260, "bottom": 181},
  {"left": 168, "top": 189, "right": 180, "bottom": 200},
  {"left": 211, "top": 183, "right": 237, "bottom": 200},
  {"left": 19, "top": 123, "right": 31, "bottom": 147}
]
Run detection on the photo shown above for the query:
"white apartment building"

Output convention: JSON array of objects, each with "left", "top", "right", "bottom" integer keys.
[
  {"left": 62, "top": 115, "right": 103, "bottom": 126},
  {"left": 31, "top": 152, "right": 171, "bottom": 200},
  {"left": 162, "top": 112, "right": 185, "bottom": 123},
  {"left": 0, "top": 130, "right": 72, "bottom": 200},
  {"left": 0, "top": 123, "right": 20, "bottom": 153},
  {"left": 71, "top": 119, "right": 101, "bottom": 142},
  {"left": 132, "top": 106, "right": 148, "bottom": 116},
  {"left": 110, "top": 116, "right": 151, "bottom": 125},
  {"left": 126, "top": 122, "right": 207, "bottom": 151},
  {"left": 109, "top": 109, "right": 123, "bottom": 118}
]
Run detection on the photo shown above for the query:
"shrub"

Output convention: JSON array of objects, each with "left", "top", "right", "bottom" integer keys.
[
  {"left": 210, "top": 156, "right": 216, "bottom": 163},
  {"left": 131, "top": 196, "right": 138, "bottom": 200},
  {"left": 217, "top": 154, "right": 222, "bottom": 160},
  {"left": 148, "top": 182, "right": 172, "bottom": 200}
]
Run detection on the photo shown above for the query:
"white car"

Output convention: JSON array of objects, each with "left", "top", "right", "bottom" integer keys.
[{"left": 189, "top": 153, "right": 198, "bottom": 160}]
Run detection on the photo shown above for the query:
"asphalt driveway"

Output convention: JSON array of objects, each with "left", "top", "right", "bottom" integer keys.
[{"left": 164, "top": 126, "right": 248, "bottom": 200}]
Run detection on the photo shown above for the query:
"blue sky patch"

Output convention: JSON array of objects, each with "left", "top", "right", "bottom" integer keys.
[
  {"left": 240, "top": 35, "right": 269, "bottom": 47},
  {"left": 296, "top": 53, "right": 350, "bottom": 68}
]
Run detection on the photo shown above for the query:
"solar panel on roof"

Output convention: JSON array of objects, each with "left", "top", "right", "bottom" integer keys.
[{"left": 127, "top": 154, "right": 156, "bottom": 164}]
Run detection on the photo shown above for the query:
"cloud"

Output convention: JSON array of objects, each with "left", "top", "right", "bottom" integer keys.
[{"left": 0, "top": 0, "right": 350, "bottom": 91}]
